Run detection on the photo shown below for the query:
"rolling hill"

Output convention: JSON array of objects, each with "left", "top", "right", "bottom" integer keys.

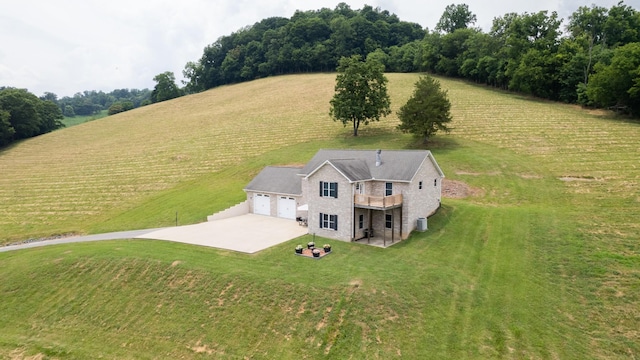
[{"left": 0, "top": 73, "right": 638, "bottom": 358}]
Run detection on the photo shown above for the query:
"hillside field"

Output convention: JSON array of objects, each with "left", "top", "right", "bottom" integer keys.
[{"left": 0, "top": 74, "right": 638, "bottom": 359}]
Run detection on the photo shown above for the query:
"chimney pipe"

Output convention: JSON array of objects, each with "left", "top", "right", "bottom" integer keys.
[{"left": 375, "top": 149, "right": 382, "bottom": 167}]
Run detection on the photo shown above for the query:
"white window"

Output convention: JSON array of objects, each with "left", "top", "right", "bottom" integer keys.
[
  {"left": 385, "top": 182, "right": 393, "bottom": 196},
  {"left": 319, "top": 213, "right": 338, "bottom": 230},
  {"left": 355, "top": 182, "right": 364, "bottom": 194},
  {"left": 320, "top": 181, "right": 338, "bottom": 198}
]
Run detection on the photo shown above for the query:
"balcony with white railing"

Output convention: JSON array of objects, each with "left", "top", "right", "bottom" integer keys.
[{"left": 354, "top": 194, "right": 402, "bottom": 209}]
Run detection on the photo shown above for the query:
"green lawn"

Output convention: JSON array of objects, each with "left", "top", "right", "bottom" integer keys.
[
  {"left": 60, "top": 110, "right": 108, "bottom": 128},
  {"left": 0, "top": 74, "right": 638, "bottom": 358}
]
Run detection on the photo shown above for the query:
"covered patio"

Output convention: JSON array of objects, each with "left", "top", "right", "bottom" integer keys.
[{"left": 353, "top": 195, "right": 404, "bottom": 247}]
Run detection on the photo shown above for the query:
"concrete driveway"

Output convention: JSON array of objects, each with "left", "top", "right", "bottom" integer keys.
[
  {"left": 1, "top": 214, "right": 308, "bottom": 254},
  {"left": 137, "top": 214, "right": 308, "bottom": 253}
]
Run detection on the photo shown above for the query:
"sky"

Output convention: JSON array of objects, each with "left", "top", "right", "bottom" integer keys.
[{"left": 0, "top": 0, "right": 636, "bottom": 98}]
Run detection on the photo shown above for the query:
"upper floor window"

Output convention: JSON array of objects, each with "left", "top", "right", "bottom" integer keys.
[
  {"left": 434, "top": 179, "right": 438, "bottom": 187},
  {"left": 419, "top": 181, "right": 423, "bottom": 190},
  {"left": 355, "top": 182, "right": 364, "bottom": 194},
  {"left": 319, "top": 181, "right": 338, "bottom": 198},
  {"left": 385, "top": 182, "right": 393, "bottom": 196}
]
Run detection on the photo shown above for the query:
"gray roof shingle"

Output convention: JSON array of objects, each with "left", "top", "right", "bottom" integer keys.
[
  {"left": 244, "top": 166, "right": 303, "bottom": 195},
  {"left": 326, "top": 159, "right": 371, "bottom": 181}
]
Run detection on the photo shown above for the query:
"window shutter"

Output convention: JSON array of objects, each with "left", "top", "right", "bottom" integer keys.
[
  {"left": 319, "top": 213, "right": 323, "bottom": 228},
  {"left": 332, "top": 215, "right": 338, "bottom": 230},
  {"left": 333, "top": 182, "right": 338, "bottom": 198},
  {"left": 319, "top": 181, "right": 323, "bottom": 197}
]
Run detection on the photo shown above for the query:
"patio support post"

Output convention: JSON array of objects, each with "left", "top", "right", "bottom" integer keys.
[
  {"left": 352, "top": 207, "right": 356, "bottom": 241},
  {"left": 383, "top": 209, "right": 387, "bottom": 247},
  {"left": 368, "top": 209, "right": 372, "bottom": 244},
  {"left": 391, "top": 208, "right": 395, "bottom": 243},
  {"left": 399, "top": 205, "right": 403, "bottom": 240}
]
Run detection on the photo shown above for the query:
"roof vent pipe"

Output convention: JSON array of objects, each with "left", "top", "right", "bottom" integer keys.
[{"left": 375, "top": 149, "right": 382, "bottom": 167}]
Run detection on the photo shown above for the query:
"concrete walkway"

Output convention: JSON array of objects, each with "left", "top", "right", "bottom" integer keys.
[{"left": 0, "top": 214, "right": 308, "bottom": 254}]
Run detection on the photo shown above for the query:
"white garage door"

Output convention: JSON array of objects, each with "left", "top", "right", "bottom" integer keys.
[
  {"left": 277, "top": 196, "right": 296, "bottom": 219},
  {"left": 253, "top": 194, "right": 270, "bottom": 216}
]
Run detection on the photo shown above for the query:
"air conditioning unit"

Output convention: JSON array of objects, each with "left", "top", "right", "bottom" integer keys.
[{"left": 417, "top": 217, "right": 427, "bottom": 231}]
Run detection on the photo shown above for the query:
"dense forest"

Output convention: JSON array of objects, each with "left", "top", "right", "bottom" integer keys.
[{"left": 183, "top": 2, "right": 640, "bottom": 116}]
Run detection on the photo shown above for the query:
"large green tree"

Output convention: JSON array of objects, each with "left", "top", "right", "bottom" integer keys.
[
  {"left": 397, "top": 75, "right": 452, "bottom": 143},
  {"left": 0, "top": 88, "right": 41, "bottom": 139},
  {"left": 151, "top": 71, "right": 182, "bottom": 103},
  {"left": 435, "top": 3, "right": 477, "bottom": 34},
  {"left": 329, "top": 55, "right": 391, "bottom": 136},
  {"left": 0, "top": 88, "right": 63, "bottom": 146}
]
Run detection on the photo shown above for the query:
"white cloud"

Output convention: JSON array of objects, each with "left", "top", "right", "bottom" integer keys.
[{"left": 0, "top": 0, "right": 635, "bottom": 97}]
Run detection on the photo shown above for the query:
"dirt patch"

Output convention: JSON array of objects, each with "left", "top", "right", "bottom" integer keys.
[
  {"left": 171, "top": 260, "right": 181, "bottom": 267},
  {"left": 455, "top": 171, "right": 501, "bottom": 176},
  {"left": 559, "top": 176, "right": 601, "bottom": 182},
  {"left": 190, "top": 341, "right": 216, "bottom": 355},
  {"left": 519, "top": 173, "right": 543, "bottom": 179},
  {"left": 8, "top": 349, "right": 45, "bottom": 360},
  {"left": 442, "top": 179, "right": 484, "bottom": 199}
]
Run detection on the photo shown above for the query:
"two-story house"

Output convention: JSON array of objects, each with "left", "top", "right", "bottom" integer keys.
[{"left": 244, "top": 149, "right": 444, "bottom": 244}]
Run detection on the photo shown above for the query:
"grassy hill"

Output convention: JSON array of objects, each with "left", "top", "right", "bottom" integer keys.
[{"left": 0, "top": 74, "right": 638, "bottom": 358}]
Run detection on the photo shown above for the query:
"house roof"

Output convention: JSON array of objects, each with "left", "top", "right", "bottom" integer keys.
[
  {"left": 244, "top": 166, "right": 303, "bottom": 195},
  {"left": 326, "top": 159, "right": 372, "bottom": 182},
  {"left": 301, "top": 149, "right": 444, "bottom": 182}
]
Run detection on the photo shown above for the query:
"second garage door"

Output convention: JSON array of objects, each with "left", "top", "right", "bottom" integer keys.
[{"left": 277, "top": 196, "right": 296, "bottom": 219}]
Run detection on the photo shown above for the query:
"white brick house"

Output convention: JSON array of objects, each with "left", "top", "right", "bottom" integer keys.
[{"left": 244, "top": 149, "right": 444, "bottom": 243}]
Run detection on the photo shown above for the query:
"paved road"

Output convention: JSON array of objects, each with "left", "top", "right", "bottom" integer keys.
[{"left": 0, "top": 228, "right": 165, "bottom": 253}]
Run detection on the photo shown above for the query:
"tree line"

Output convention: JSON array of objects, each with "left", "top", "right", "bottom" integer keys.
[
  {"left": 182, "top": 2, "right": 640, "bottom": 117},
  {"left": 52, "top": 88, "right": 152, "bottom": 117}
]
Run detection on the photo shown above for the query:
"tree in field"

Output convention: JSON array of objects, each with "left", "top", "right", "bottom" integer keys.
[
  {"left": 151, "top": 71, "right": 182, "bottom": 103},
  {"left": 436, "top": 3, "right": 477, "bottom": 34},
  {"left": 329, "top": 55, "right": 391, "bottom": 136},
  {"left": 108, "top": 100, "right": 134, "bottom": 115},
  {"left": 397, "top": 75, "right": 452, "bottom": 143}
]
